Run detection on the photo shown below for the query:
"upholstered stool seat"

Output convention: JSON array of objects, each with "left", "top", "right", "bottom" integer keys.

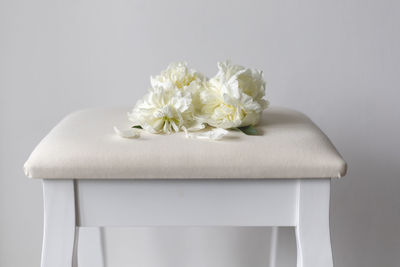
[
  {"left": 24, "top": 107, "right": 346, "bottom": 179},
  {"left": 25, "top": 106, "right": 346, "bottom": 267}
]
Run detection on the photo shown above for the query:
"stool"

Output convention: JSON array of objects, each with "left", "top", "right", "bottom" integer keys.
[{"left": 24, "top": 106, "right": 347, "bottom": 267}]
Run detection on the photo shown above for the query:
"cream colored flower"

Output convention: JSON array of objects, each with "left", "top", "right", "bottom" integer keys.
[
  {"left": 128, "top": 88, "right": 199, "bottom": 134},
  {"left": 127, "top": 62, "right": 208, "bottom": 134},
  {"left": 200, "top": 60, "right": 268, "bottom": 128},
  {"left": 119, "top": 61, "right": 268, "bottom": 138},
  {"left": 150, "top": 62, "right": 204, "bottom": 93},
  {"left": 150, "top": 61, "right": 205, "bottom": 113}
]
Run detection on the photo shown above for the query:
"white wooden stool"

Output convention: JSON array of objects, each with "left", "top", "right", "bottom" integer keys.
[{"left": 24, "top": 107, "right": 347, "bottom": 267}]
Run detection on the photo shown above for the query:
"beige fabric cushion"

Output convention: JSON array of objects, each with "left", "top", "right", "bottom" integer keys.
[{"left": 24, "top": 107, "right": 347, "bottom": 179}]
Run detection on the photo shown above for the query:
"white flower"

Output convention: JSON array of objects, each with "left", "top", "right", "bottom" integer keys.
[
  {"left": 119, "top": 61, "right": 268, "bottom": 139},
  {"left": 127, "top": 62, "right": 207, "bottom": 134},
  {"left": 151, "top": 62, "right": 206, "bottom": 115},
  {"left": 128, "top": 88, "right": 199, "bottom": 134},
  {"left": 200, "top": 60, "right": 268, "bottom": 128},
  {"left": 150, "top": 62, "right": 205, "bottom": 95}
]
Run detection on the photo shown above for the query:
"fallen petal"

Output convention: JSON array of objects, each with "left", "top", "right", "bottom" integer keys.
[
  {"left": 185, "top": 128, "right": 229, "bottom": 141},
  {"left": 113, "top": 126, "right": 140, "bottom": 138}
]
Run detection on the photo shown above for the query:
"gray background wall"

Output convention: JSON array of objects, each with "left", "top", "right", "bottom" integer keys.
[{"left": 1, "top": 0, "right": 399, "bottom": 266}]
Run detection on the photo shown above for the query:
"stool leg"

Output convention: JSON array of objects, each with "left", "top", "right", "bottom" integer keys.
[
  {"left": 41, "top": 180, "right": 76, "bottom": 267},
  {"left": 295, "top": 179, "right": 333, "bottom": 267},
  {"left": 269, "top": 226, "right": 279, "bottom": 267},
  {"left": 77, "top": 227, "right": 105, "bottom": 267}
]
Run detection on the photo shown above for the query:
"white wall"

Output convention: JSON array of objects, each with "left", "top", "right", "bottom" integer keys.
[{"left": 1, "top": 0, "right": 399, "bottom": 266}]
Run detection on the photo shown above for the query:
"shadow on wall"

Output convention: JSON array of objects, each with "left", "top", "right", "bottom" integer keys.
[
  {"left": 103, "top": 226, "right": 297, "bottom": 267},
  {"left": 330, "top": 137, "right": 400, "bottom": 267}
]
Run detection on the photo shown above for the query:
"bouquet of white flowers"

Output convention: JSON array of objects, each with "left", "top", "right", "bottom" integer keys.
[{"left": 115, "top": 60, "right": 268, "bottom": 140}]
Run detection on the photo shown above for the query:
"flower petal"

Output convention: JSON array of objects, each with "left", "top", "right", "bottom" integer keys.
[
  {"left": 113, "top": 126, "right": 140, "bottom": 138},
  {"left": 184, "top": 128, "right": 229, "bottom": 141}
]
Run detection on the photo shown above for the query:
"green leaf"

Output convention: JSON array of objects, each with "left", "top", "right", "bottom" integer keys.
[
  {"left": 131, "top": 125, "right": 143, "bottom": 129},
  {"left": 237, "top": 125, "right": 257, "bottom": 135}
]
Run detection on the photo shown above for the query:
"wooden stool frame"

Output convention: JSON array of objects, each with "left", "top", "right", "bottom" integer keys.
[{"left": 41, "top": 179, "right": 333, "bottom": 267}]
